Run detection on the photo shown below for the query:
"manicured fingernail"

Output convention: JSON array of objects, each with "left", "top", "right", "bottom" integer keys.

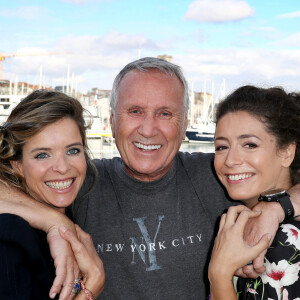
[{"left": 50, "top": 293, "right": 56, "bottom": 299}]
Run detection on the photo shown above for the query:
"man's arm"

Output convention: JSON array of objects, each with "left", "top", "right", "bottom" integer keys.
[
  {"left": 0, "top": 182, "right": 78, "bottom": 299},
  {"left": 236, "top": 183, "right": 300, "bottom": 278}
]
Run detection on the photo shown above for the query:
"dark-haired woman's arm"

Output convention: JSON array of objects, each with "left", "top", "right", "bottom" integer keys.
[{"left": 209, "top": 206, "right": 270, "bottom": 300}]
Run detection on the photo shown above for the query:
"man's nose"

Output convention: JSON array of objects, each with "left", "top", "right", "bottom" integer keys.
[{"left": 137, "top": 114, "right": 158, "bottom": 138}]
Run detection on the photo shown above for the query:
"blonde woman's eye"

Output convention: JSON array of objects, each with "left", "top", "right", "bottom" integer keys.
[
  {"left": 67, "top": 148, "right": 80, "bottom": 155},
  {"left": 34, "top": 152, "right": 49, "bottom": 159}
]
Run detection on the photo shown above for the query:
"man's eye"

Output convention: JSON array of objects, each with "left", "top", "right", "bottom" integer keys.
[
  {"left": 159, "top": 111, "right": 172, "bottom": 118},
  {"left": 129, "top": 108, "right": 141, "bottom": 114},
  {"left": 34, "top": 152, "right": 49, "bottom": 159}
]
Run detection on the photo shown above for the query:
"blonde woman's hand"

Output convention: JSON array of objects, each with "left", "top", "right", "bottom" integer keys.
[
  {"left": 59, "top": 225, "right": 105, "bottom": 299},
  {"left": 47, "top": 224, "right": 81, "bottom": 300}
]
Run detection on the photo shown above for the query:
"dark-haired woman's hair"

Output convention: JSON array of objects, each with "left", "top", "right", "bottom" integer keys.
[
  {"left": 0, "top": 89, "right": 97, "bottom": 194},
  {"left": 215, "top": 85, "right": 300, "bottom": 184}
]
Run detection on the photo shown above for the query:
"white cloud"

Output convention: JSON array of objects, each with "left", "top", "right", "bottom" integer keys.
[
  {"left": 4, "top": 34, "right": 300, "bottom": 94},
  {"left": 236, "top": 26, "right": 281, "bottom": 44},
  {"left": 175, "top": 48, "right": 300, "bottom": 93},
  {"left": 273, "top": 32, "right": 300, "bottom": 47},
  {"left": 2, "top": 31, "right": 159, "bottom": 89},
  {"left": 0, "top": 6, "right": 49, "bottom": 20},
  {"left": 277, "top": 10, "right": 300, "bottom": 19},
  {"left": 57, "top": 31, "right": 159, "bottom": 55},
  {"left": 101, "top": 31, "right": 156, "bottom": 50},
  {"left": 184, "top": 0, "right": 255, "bottom": 23}
]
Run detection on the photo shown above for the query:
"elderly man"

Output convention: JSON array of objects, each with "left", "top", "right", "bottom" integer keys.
[
  {"left": 0, "top": 57, "right": 299, "bottom": 300},
  {"left": 74, "top": 58, "right": 232, "bottom": 298}
]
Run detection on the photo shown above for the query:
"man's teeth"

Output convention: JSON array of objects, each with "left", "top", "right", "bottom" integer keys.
[
  {"left": 46, "top": 180, "right": 73, "bottom": 190},
  {"left": 228, "top": 173, "right": 252, "bottom": 181},
  {"left": 134, "top": 142, "right": 162, "bottom": 150}
]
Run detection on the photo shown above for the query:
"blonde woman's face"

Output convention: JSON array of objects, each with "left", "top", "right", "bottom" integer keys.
[{"left": 12, "top": 118, "right": 87, "bottom": 213}]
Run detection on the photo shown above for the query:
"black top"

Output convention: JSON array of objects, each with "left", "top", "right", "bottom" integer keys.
[
  {"left": 235, "top": 219, "right": 300, "bottom": 299},
  {"left": 0, "top": 213, "right": 58, "bottom": 299}
]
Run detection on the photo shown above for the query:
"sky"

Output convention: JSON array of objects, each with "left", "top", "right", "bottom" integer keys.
[{"left": 1, "top": 0, "right": 300, "bottom": 96}]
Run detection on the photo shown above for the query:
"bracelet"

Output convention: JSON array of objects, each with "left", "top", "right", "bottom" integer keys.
[
  {"left": 85, "top": 288, "right": 96, "bottom": 300},
  {"left": 80, "top": 280, "right": 95, "bottom": 300}
]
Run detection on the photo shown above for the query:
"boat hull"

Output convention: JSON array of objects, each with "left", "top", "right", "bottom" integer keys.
[{"left": 185, "top": 130, "right": 214, "bottom": 143}]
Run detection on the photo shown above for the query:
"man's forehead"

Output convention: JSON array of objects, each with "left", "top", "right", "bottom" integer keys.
[
  {"left": 119, "top": 69, "right": 181, "bottom": 86},
  {"left": 115, "top": 69, "right": 185, "bottom": 111}
]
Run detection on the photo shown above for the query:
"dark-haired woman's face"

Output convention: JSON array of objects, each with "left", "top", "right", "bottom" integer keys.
[
  {"left": 214, "top": 111, "right": 294, "bottom": 208},
  {"left": 11, "top": 118, "right": 87, "bottom": 213}
]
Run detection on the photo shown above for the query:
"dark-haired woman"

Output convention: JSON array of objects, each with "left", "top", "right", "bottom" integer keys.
[{"left": 208, "top": 85, "right": 300, "bottom": 299}]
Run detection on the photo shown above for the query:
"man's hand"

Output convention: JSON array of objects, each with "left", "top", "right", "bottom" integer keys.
[{"left": 235, "top": 201, "right": 281, "bottom": 278}]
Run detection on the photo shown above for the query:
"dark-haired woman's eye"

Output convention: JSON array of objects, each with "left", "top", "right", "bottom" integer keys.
[
  {"left": 245, "top": 143, "right": 257, "bottom": 149},
  {"left": 215, "top": 145, "right": 228, "bottom": 151}
]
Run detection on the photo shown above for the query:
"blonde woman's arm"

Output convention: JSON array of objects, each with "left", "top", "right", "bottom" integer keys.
[
  {"left": 0, "top": 182, "right": 79, "bottom": 300},
  {"left": 60, "top": 225, "right": 105, "bottom": 299}
]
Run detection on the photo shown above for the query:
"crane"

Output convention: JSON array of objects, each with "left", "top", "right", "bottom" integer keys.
[
  {"left": 0, "top": 51, "right": 69, "bottom": 80},
  {"left": 0, "top": 53, "right": 17, "bottom": 80}
]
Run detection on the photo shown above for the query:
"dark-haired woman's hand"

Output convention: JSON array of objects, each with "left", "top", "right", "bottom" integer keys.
[{"left": 208, "top": 206, "right": 271, "bottom": 299}]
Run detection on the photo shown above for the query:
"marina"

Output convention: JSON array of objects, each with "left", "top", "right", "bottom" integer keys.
[{"left": 0, "top": 73, "right": 217, "bottom": 159}]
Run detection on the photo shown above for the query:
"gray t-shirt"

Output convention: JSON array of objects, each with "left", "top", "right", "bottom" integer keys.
[{"left": 72, "top": 152, "right": 232, "bottom": 299}]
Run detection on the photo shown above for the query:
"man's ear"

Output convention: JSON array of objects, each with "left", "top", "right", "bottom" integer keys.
[
  {"left": 182, "top": 116, "right": 188, "bottom": 140},
  {"left": 10, "top": 160, "right": 24, "bottom": 177},
  {"left": 110, "top": 113, "right": 115, "bottom": 138},
  {"left": 280, "top": 142, "right": 296, "bottom": 168}
]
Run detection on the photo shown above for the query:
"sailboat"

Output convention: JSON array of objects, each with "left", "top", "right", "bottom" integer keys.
[{"left": 185, "top": 79, "right": 225, "bottom": 143}]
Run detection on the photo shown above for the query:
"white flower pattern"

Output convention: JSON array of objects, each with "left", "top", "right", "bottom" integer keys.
[
  {"left": 281, "top": 224, "right": 300, "bottom": 249},
  {"left": 235, "top": 220, "right": 300, "bottom": 299},
  {"left": 261, "top": 259, "right": 300, "bottom": 299}
]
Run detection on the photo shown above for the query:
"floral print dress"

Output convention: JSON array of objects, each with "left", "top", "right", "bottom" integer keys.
[{"left": 235, "top": 220, "right": 300, "bottom": 300}]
